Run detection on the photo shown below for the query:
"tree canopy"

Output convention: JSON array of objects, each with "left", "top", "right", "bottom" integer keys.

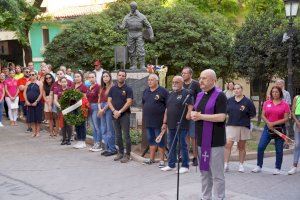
[
  {"left": 0, "top": 0, "right": 43, "bottom": 64},
  {"left": 44, "top": 0, "right": 234, "bottom": 78}
]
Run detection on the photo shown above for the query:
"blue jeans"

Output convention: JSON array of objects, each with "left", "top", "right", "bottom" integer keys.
[
  {"left": 257, "top": 125, "right": 284, "bottom": 169},
  {"left": 293, "top": 116, "right": 300, "bottom": 164},
  {"left": 0, "top": 100, "right": 3, "bottom": 122},
  {"left": 168, "top": 129, "right": 189, "bottom": 168},
  {"left": 89, "top": 103, "right": 102, "bottom": 143},
  {"left": 100, "top": 102, "right": 116, "bottom": 152}
]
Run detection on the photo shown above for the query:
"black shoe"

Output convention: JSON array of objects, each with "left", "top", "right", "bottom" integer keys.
[
  {"left": 61, "top": 141, "right": 67, "bottom": 145},
  {"left": 101, "top": 151, "right": 109, "bottom": 156},
  {"left": 66, "top": 140, "right": 71, "bottom": 145},
  {"left": 26, "top": 128, "right": 32, "bottom": 133},
  {"left": 192, "top": 157, "right": 198, "bottom": 166},
  {"left": 104, "top": 151, "right": 117, "bottom": 157}
]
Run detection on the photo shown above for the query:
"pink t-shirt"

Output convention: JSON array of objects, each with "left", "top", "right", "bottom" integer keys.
[
  {"left": 4, "top": 77, "right": 18, "bottom": 97},
  {"left": 263, "top": 100, "right": 290, "bottom": 122},
  {"left": 0, "top": 82, "right": 4, "bottom": 99}
]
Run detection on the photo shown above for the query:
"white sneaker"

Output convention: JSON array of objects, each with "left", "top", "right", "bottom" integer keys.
[
  {"left": 73, "top": 142, "right": 80, "bottom": 149},
  {"left": 288, "top": 167, "right": 297, "bottom": 175},
  {"left": 252, "top": 166, "right": 262, "bottom": 173},
  {"left": 161, "top": 166, "right": 175, "bottom": 172},
  {"left": 273, "top": 168, "right": 280, "bottom": 175},
  {"left": 0, "top": 122, "right": 3, "bottom": 127},
  {"left": 90, "top": 143, "right": 102, "bottom": 152},
  {"left": 81, "top": 141, "right": 86, "bottom": 148},
  {"left": 177, "top": 167, "right": 189, "bottom": 174},
  {"left": 238, "top": 164, "right": 245, "bottom": 173},
  {"left": 224, "top": 163, "right": 229, "bottom": 172}
]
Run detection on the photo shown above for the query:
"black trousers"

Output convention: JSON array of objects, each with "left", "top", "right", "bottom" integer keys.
[{"left": 112, "top": 113, "right": 131, "bottom": 155}]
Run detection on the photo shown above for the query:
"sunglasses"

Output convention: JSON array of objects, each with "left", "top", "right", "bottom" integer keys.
[{"left": 30, "top": 74, "right": 36, "bottom": 76}]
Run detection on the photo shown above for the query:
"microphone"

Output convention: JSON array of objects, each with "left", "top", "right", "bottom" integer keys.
[{"left": 182, "top": 93, "right": 190, "bottom": 105}]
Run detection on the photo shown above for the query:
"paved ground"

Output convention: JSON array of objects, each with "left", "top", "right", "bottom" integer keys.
[{"left": 0, "top": 120, "right": 299, "bottom": 200}]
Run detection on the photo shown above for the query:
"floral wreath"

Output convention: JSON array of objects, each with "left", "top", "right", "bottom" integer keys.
[{"left": 59, "top": 89, "right": 90, "bottom": 126}]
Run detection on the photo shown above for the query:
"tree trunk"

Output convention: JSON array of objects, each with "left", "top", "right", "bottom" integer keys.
[{"left": 23, "top": 45, "right": 33, "bottom": 66}]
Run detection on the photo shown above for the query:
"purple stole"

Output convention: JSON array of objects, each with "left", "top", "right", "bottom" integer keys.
[{"left": 194, "top": 88, "right": 221, "bottom": 171}]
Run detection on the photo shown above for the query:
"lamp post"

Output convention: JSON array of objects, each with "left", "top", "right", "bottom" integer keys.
[{"left": 284, "top": 0, "right": 299, "bottom": 99}]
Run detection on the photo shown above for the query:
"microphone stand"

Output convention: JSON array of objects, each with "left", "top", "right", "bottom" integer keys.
[{"left": 167, "top": 94, "right": 190, "bottom": 200}]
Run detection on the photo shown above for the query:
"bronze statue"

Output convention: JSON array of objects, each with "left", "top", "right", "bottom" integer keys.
[{"left": 117, "top": 1, "right": 154, "bottom": 70}]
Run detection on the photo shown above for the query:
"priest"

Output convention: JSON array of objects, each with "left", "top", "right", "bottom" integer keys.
[{"left": 191, "top": 69, "right": 227, "bottom": 200}]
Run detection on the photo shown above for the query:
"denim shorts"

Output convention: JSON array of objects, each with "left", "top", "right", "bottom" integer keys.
[{"left": 146, "top": 127, "right": 165, "bottom": 148}]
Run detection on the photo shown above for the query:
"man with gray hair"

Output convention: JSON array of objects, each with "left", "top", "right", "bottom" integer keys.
[
  {"left": 276, "top": 79, "right": 293, "bottom": 145},
  {"left": 276, "top": 79, "right": 291, "bottom": 105},
  {"left": 142, "top": 74, "right": 169, "bottom": 167},
  {"left": 191, "top": 69, "right": 227, "bottom": 200},
  {"left": 161, "top": 76, "right": 193, "bottom": 174}
]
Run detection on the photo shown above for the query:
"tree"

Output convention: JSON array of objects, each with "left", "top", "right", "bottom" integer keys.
[
  {"left": 44, "top": 0, "right": 234, "bottom": 80},
  {"left": 233, "top": 11, "right": 287, "bottom": 123},
  {"left": 0, "top": 0, "right": 43, "bottom": 64},
  {"left": 43, "top": 14, "right": 124, "bottom": 70}
]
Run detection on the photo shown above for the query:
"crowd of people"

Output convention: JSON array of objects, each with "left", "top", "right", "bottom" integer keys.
[{"left": 0, "top": 61, "right": 299, "bottom": 200}]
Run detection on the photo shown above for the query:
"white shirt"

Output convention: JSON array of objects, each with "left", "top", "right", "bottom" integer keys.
[{"left": 94, "top": 68, "right": 104, "bottom": 85}]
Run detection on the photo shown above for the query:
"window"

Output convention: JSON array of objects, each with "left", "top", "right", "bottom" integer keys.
[{"left": 42, "top": 28, "right": 49, "bottom": 46}]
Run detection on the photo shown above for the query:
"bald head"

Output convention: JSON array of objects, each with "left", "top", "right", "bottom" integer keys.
[
  {"left": 172, "top": 76, "right": 184, "bottom": 92},
  {"left": 199, "top": 69, "right": 217, "bottom": 91}
]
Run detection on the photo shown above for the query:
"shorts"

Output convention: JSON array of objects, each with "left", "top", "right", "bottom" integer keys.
[
  {"left": 188, "top": 120, "right": 195, "bottom": 138},
  {"left": 226, "top": 126, "right": 251, "bottom": 142},
  {"left": 44, "top": 96, "right": 52, "bottom": 112},
  {"left": 146, "top": 127, "right": 165, "bottom": 148}
]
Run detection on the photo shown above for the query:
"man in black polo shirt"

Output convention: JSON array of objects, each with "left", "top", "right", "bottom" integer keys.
[
  {"left": 161, "top": 76, "right": 193, "bottom": 174},
  {"left": 191, "top": 69, "right": 227, "bottom": 200},
  {"left": 182, "top": 66, "right": 201, "bottom": 166},
  {"left": 142, "top": 74, "right": 169, "bottom": 168},
  {"left": 108, "top": 69, "right": 133, "bottom": 163}
]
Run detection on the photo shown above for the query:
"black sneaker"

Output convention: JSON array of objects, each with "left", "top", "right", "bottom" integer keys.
[
  {"left": 101, "top": 151, "right": 109, "bottom": 156},
  {"left": 66, "top": 140, "right": 71, "bottom": 145},
  {"left": 61, "top": 141, "right": 67, "bottom": 145},
  {"left": 104, "top": 151, "right": 117, "bottom": 157},
  {"left": 192, "top": 157, "right": 198, "bottom": 166},
  {"left": 26, "top": 128, "right": 32, "bottom": 133}
]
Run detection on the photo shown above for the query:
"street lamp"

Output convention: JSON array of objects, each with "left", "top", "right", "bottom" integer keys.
[{"left": 284, "top": 0, "right": 299, "bottom": 99}]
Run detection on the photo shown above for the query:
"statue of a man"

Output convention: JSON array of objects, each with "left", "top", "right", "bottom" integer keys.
[{"left": 117, "top": 1, "right": 154, "bottom": 70}]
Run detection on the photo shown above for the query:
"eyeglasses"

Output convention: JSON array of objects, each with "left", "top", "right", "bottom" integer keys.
[{"left": 30, "top": 74, "right": 36, "bottom": 76}]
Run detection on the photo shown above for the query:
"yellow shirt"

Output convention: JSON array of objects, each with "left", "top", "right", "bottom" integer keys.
[{"left": 14, "top": 73, "right": 24, "bottom": 80}]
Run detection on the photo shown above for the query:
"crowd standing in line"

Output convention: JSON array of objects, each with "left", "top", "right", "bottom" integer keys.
[{"left": 0, "top": 61, "right": 299, "bottom": 200}]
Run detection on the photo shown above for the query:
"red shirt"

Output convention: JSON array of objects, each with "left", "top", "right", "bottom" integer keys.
[
  {"left": 263, "top": 100, "right": 290, "bottom": 122},
  {"left": 54, "top": 87, "right": 69, "bottom": 100},
  {"left": 51, "top": 80, "right": 73, "bottom": 93},
  {"left": 73, "top": 83, "right": 88, "bottom": 94},
  {"left": 86, "top": 84, "right": 100, "bottom": 103},
  {"left": 17, "top": 77, "right": 30, "bottom": 102},
  {"left": 99, "top": 87, "right": 109, "bottom": 103}
]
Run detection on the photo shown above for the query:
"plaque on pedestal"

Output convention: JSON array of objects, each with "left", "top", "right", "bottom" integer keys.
[{"left": 114, "top": 46, "right": 128, "bottom": 70}]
